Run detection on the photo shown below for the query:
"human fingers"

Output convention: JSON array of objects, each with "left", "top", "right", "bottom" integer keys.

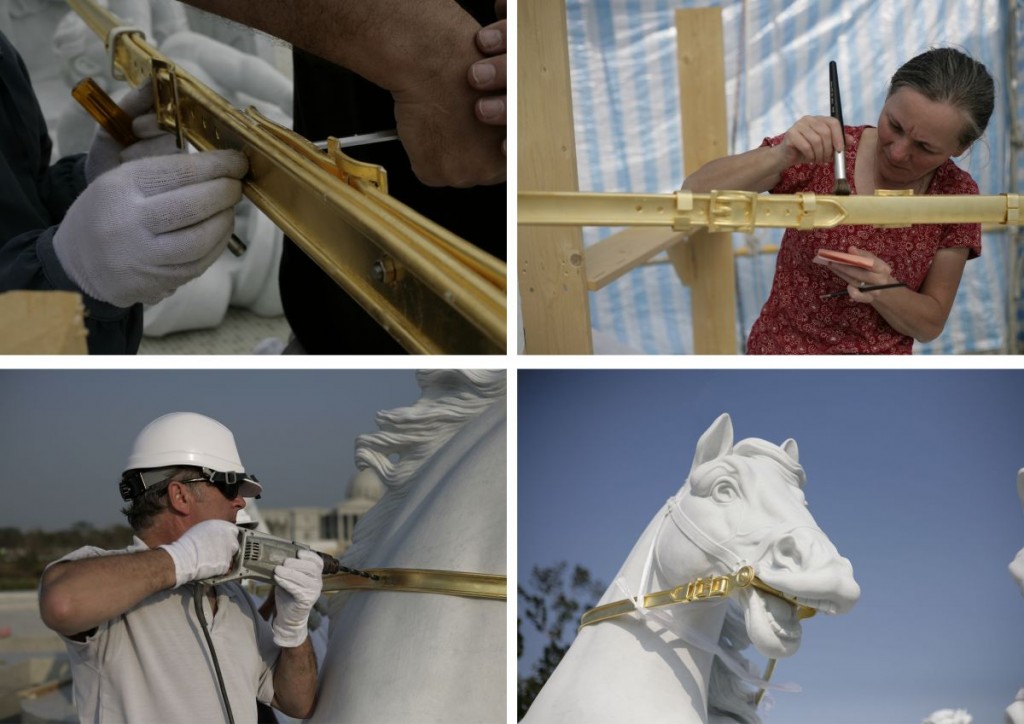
[
  {"left": 119, "top": 115, "right": 181, "bottom": 162},
  {"left": 144, "top": 208, "right": 235, "bottom": 274},
  {"left": 141, "top": 175, "right": 243, "bottom": 237},
  {"left": 476, "top": 18, "right": 506, "bottom": 56},
  {"left": 469, "top": 53, "right": 506, "bottom": 92},
  {"left": 115, "top": 83, "right": 157, "bottom": 119},
  {"left": 495, "top": 0, "right": 506, "bottom": 19},
  {"left": 128, "top": 149, "right": 249, "bottom": 197},
  {"left": 159, "top": 519, "right": 239, "bottom": 587},
  {"left": 131, "top": 113, "right": 171, "bottom": 140},
  {"left": 846, "top": 246, "right": 890, "bottom": 276},
  {"left": 786, "top": 116, "right": 836, "bottom": 164},
  {"left": 475, "top": 95, "right": 506, "bottom": 127}
]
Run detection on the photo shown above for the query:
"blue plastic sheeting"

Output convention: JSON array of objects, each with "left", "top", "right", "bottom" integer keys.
[{"left": 565, "top": 0, "right": 1015, "bottom": 354}]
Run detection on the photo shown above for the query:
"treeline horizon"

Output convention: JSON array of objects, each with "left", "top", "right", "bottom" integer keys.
[{"left": 0, "top": 522, "right": 135, "bottom": 590}]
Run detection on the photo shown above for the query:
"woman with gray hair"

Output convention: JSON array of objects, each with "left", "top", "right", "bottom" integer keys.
[{"left": 683, "top": 48, "right": 994, "bottom": 354}]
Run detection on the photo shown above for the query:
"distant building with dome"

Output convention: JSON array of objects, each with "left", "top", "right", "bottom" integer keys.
[{"left": 255, "top": 467, "right": 385, "bottom": 555}]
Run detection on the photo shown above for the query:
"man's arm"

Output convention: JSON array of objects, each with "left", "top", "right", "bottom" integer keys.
[
  {"left": 39, "top": 549, "right": 176, "bottom": 638},
  {"left": 39, "top": 520, "right": 240, "bottom": 638},
  {"left": 271, "top": 637, "right": 318, "bottom": 718},
  {"left": 178, "top": 1, "right": 504, "bottom": 187}
]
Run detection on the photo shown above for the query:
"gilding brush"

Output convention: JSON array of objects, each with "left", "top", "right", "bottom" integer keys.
[{"left": 829, "top": 60, "right": 850, "bottom": 196}]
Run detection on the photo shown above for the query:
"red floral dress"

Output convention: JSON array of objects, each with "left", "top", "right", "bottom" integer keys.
[{"left": 745, "top": 126, "right": 981, "bottom": 355}]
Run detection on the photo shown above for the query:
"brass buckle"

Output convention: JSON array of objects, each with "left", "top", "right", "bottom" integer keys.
[
  {"left": 706, "top": 190, "right": 758, "bottom": 233},
  {"left": 151, "top": 58, "right": 185, "bottom": 150}
]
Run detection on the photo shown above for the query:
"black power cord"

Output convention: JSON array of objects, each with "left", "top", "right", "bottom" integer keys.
[{"left": 193, "top": 584, "right": 235, "bottom": 724}]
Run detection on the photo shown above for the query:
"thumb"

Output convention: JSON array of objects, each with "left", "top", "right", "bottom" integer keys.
[{"left": 115, "top": 83, "right": 157, "bottom": 119}]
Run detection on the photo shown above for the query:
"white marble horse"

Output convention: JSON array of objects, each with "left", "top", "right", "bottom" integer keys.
[
  {"left": 309, "top": 370, "right": 506, "bottom": 723},
  {"left": 1006, "top": 470, "right": 1024, "bottom": 724},
  {"left": 523, "top": 413, "right": 860, "bottom": 724}
]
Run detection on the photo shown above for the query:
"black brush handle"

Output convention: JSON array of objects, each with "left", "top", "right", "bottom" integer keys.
[{"left": 829, "top": 60, "right": 845, "bottom": 141}]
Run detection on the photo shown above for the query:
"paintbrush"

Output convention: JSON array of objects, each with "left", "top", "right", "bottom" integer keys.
[
  {"left": 829, "top": 60, "right": 850, "bottom": 196},
  {"left": 819, "top": 282, "right": 907, "bottom": 300}
]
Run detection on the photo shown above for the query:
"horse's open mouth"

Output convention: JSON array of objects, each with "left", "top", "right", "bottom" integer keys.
[
  {"left": 752, "top": 589, "right": 802, "bottom": 641},
  {"left": 744, "top": 587, "right": 804, "bottom": 658}
]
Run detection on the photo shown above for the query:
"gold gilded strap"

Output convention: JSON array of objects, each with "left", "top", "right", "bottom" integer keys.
[
  {"left": 322, "top": 568, "right": 506, "bottom": 601},
  {"left": 67, "top": 0, "right": 506, "bottom": 354},
  {"left": 579, "top": 566, "right": 757, "bottom": 630},
  {"left": 579, "top": 566, "right": 815, "bottom": 630}
]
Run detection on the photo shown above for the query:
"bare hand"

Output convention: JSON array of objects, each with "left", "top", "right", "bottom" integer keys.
[
  {"left": 776, "top": 115, "right": 853, "bottom": 167},
  {"left": 468, "top": 0, "right": 507, "bottom": 156},
  {"left": 825, "top": 246, "right": 897, "bottom": 302},
  {"left": 391, "top": 8, "right": 505, "bottom": 188}
]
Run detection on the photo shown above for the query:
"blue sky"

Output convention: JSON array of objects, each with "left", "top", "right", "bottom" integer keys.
[
  {"left": 0, "top": 369, "right": 421, "bottom": 530},
  {"left": 518, "top": 369, "right": 1024, "bottom": 723}
]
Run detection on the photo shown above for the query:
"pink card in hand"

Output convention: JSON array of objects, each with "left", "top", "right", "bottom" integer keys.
[{"left": 813, "top": 249, "right": 874, "bottom": 270}]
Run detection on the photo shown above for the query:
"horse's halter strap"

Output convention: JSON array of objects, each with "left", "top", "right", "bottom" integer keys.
[
  {"left": 578, "top": 564, "right": 813, "bottom": 630},
  {"left": 322, "top": 568, "right": 506, "bottom": 601}
]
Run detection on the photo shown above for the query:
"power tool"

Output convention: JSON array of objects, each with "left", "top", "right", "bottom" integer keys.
[{"left": 199, "top": 526, "right": 373, "bottom": 586}]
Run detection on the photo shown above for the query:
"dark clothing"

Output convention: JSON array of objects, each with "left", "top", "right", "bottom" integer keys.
[
  {"left": 281, "top": 0, "right": 506, "bottom": 354},
  {"left": 0, "top": 31, "right": 142, "bottom": 354}
]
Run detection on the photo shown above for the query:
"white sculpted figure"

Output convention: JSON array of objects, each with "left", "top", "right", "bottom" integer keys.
[
  {"left": 1006, "top": 470, "right": 1024, "bottom": 724},
  {"left": 522, "top": 413, "right": 860, "bottom": 724},
  {"left": 922, "top": 709, "right": 972, "bottom": 724},
  {"left": 309, "top": 370, "right": 507, "bottom": 723}
]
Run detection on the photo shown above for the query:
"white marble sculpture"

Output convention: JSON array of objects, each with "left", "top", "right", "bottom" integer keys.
[
  {"left": 922, "top": 709, "right": 973, "bottom": 724},
  {"left": 309, "top": 370, "right": 507, "bottom": 723},
  {"left": 1006, "top": 470, "right": 1024, "bottom": 724},
  {"left": 522, "top": 413, "right": 861, "bottom": 724},
  {"left": 45, "top": 0, "right": 293, "bottom": 339}
]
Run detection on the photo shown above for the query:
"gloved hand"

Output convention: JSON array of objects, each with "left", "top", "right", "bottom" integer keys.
[
  {"left": 85, "top": 84, "right": 181, "bottom": 183},
  {"left": 307, "top": 594, "right": 329, "bottom": 632},
  {"left": 53, "top": 149, "right": 248, "bottom": 307},
  {"left": 272, "top": 550, "right": 324, "bottom": 647},
  {"left": 159, "top": 519, "right": 240, "bottom": 588}
]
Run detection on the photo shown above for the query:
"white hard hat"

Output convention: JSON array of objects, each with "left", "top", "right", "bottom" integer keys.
[{"left": 121, "top": 412, "right": 262, "bottom": 499}]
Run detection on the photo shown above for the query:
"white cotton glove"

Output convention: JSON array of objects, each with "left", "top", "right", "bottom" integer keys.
[
  {"left": 53, "top": 150, "right": 248, "bottom": 307},
  {"left": 85, "top": 84, "right": 181, "bottom": 183},
  {"left": 272, "top": 550, "right": 324, "bottom": 648},
  {"left": 159, "top": 519, "right": 240, "bottom": 588}
]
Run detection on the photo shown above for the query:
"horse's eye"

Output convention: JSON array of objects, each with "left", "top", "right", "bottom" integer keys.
[{"left": 711, "top": 480, "right": 737, "bottom": 503}]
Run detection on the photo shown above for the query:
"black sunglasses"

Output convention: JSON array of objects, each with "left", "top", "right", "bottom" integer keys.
[{"left": 178, "top": 476, "right": 242, "bottom": 501}]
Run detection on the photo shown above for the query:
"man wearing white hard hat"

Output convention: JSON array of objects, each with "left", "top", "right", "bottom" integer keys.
[{"left": 38, "top": 412, "right": 322, "bottom": 723}]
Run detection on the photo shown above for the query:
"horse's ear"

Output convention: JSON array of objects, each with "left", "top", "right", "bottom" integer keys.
[
  {"left": 781, "top": 438, "right": 799, "bottom": 463},
  {"left": 690, "top": 413, "right": 733, "bottom": 477}
]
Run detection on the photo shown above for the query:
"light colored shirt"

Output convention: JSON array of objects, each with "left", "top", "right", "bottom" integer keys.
[{"left": 50, "top": 537, "right": 277, "bottom": 723}]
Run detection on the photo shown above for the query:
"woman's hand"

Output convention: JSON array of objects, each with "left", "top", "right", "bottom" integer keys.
[
  {"left": 824, "top": 246, "right": 897, "bottom": 303},
  {"left": 776, "top": 116, "right": 854, "bottom": 167}
]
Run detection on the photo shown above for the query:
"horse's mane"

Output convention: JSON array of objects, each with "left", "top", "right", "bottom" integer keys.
[
  {"left": 341, "top": 369, "right": 505, "bottom": 566},
  {"left": 707, "top": 601, "right": 760, "bottom": 724}
]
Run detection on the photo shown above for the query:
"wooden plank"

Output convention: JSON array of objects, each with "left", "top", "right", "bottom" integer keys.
[
  {"left": 672, "top": 7, "right": 738, "bottom": 354},
  {"left": 0, "top": 291, "right": 88, "bottom": 354},
  {"left": 585, "top": 228, "right": 692, "bottom": 291},
  {"left": 518, "top": 0, "right": 593, "bottom": 354}
]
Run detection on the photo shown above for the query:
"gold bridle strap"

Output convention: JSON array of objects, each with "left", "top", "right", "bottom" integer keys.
[
  {"left": 322, "top": 568, "right": 506, "bottom": 601},
  {"left": 578, "top": 565, "right": 815, "bottom": 705},
  {"left": 579, "top": 565, "right": 815, "bottom": 630}
]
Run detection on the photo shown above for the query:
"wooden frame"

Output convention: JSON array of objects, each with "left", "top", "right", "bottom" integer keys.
[{"left": 518, "top": 4, "right": 737, "bottom": 354}]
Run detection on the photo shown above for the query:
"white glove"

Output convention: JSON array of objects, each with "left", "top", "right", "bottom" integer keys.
[
  {"left": 272, "top": 550, "right": 324, "bottom": 648},
  {"left": 53, "top": 150, "right": 248, "bottom": 307},
  {"left": 159, "top": 519, "right": 240, "bottom": 588},
  {"left": 85, "top": 84, "right": 181, "bottom": 183}
]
